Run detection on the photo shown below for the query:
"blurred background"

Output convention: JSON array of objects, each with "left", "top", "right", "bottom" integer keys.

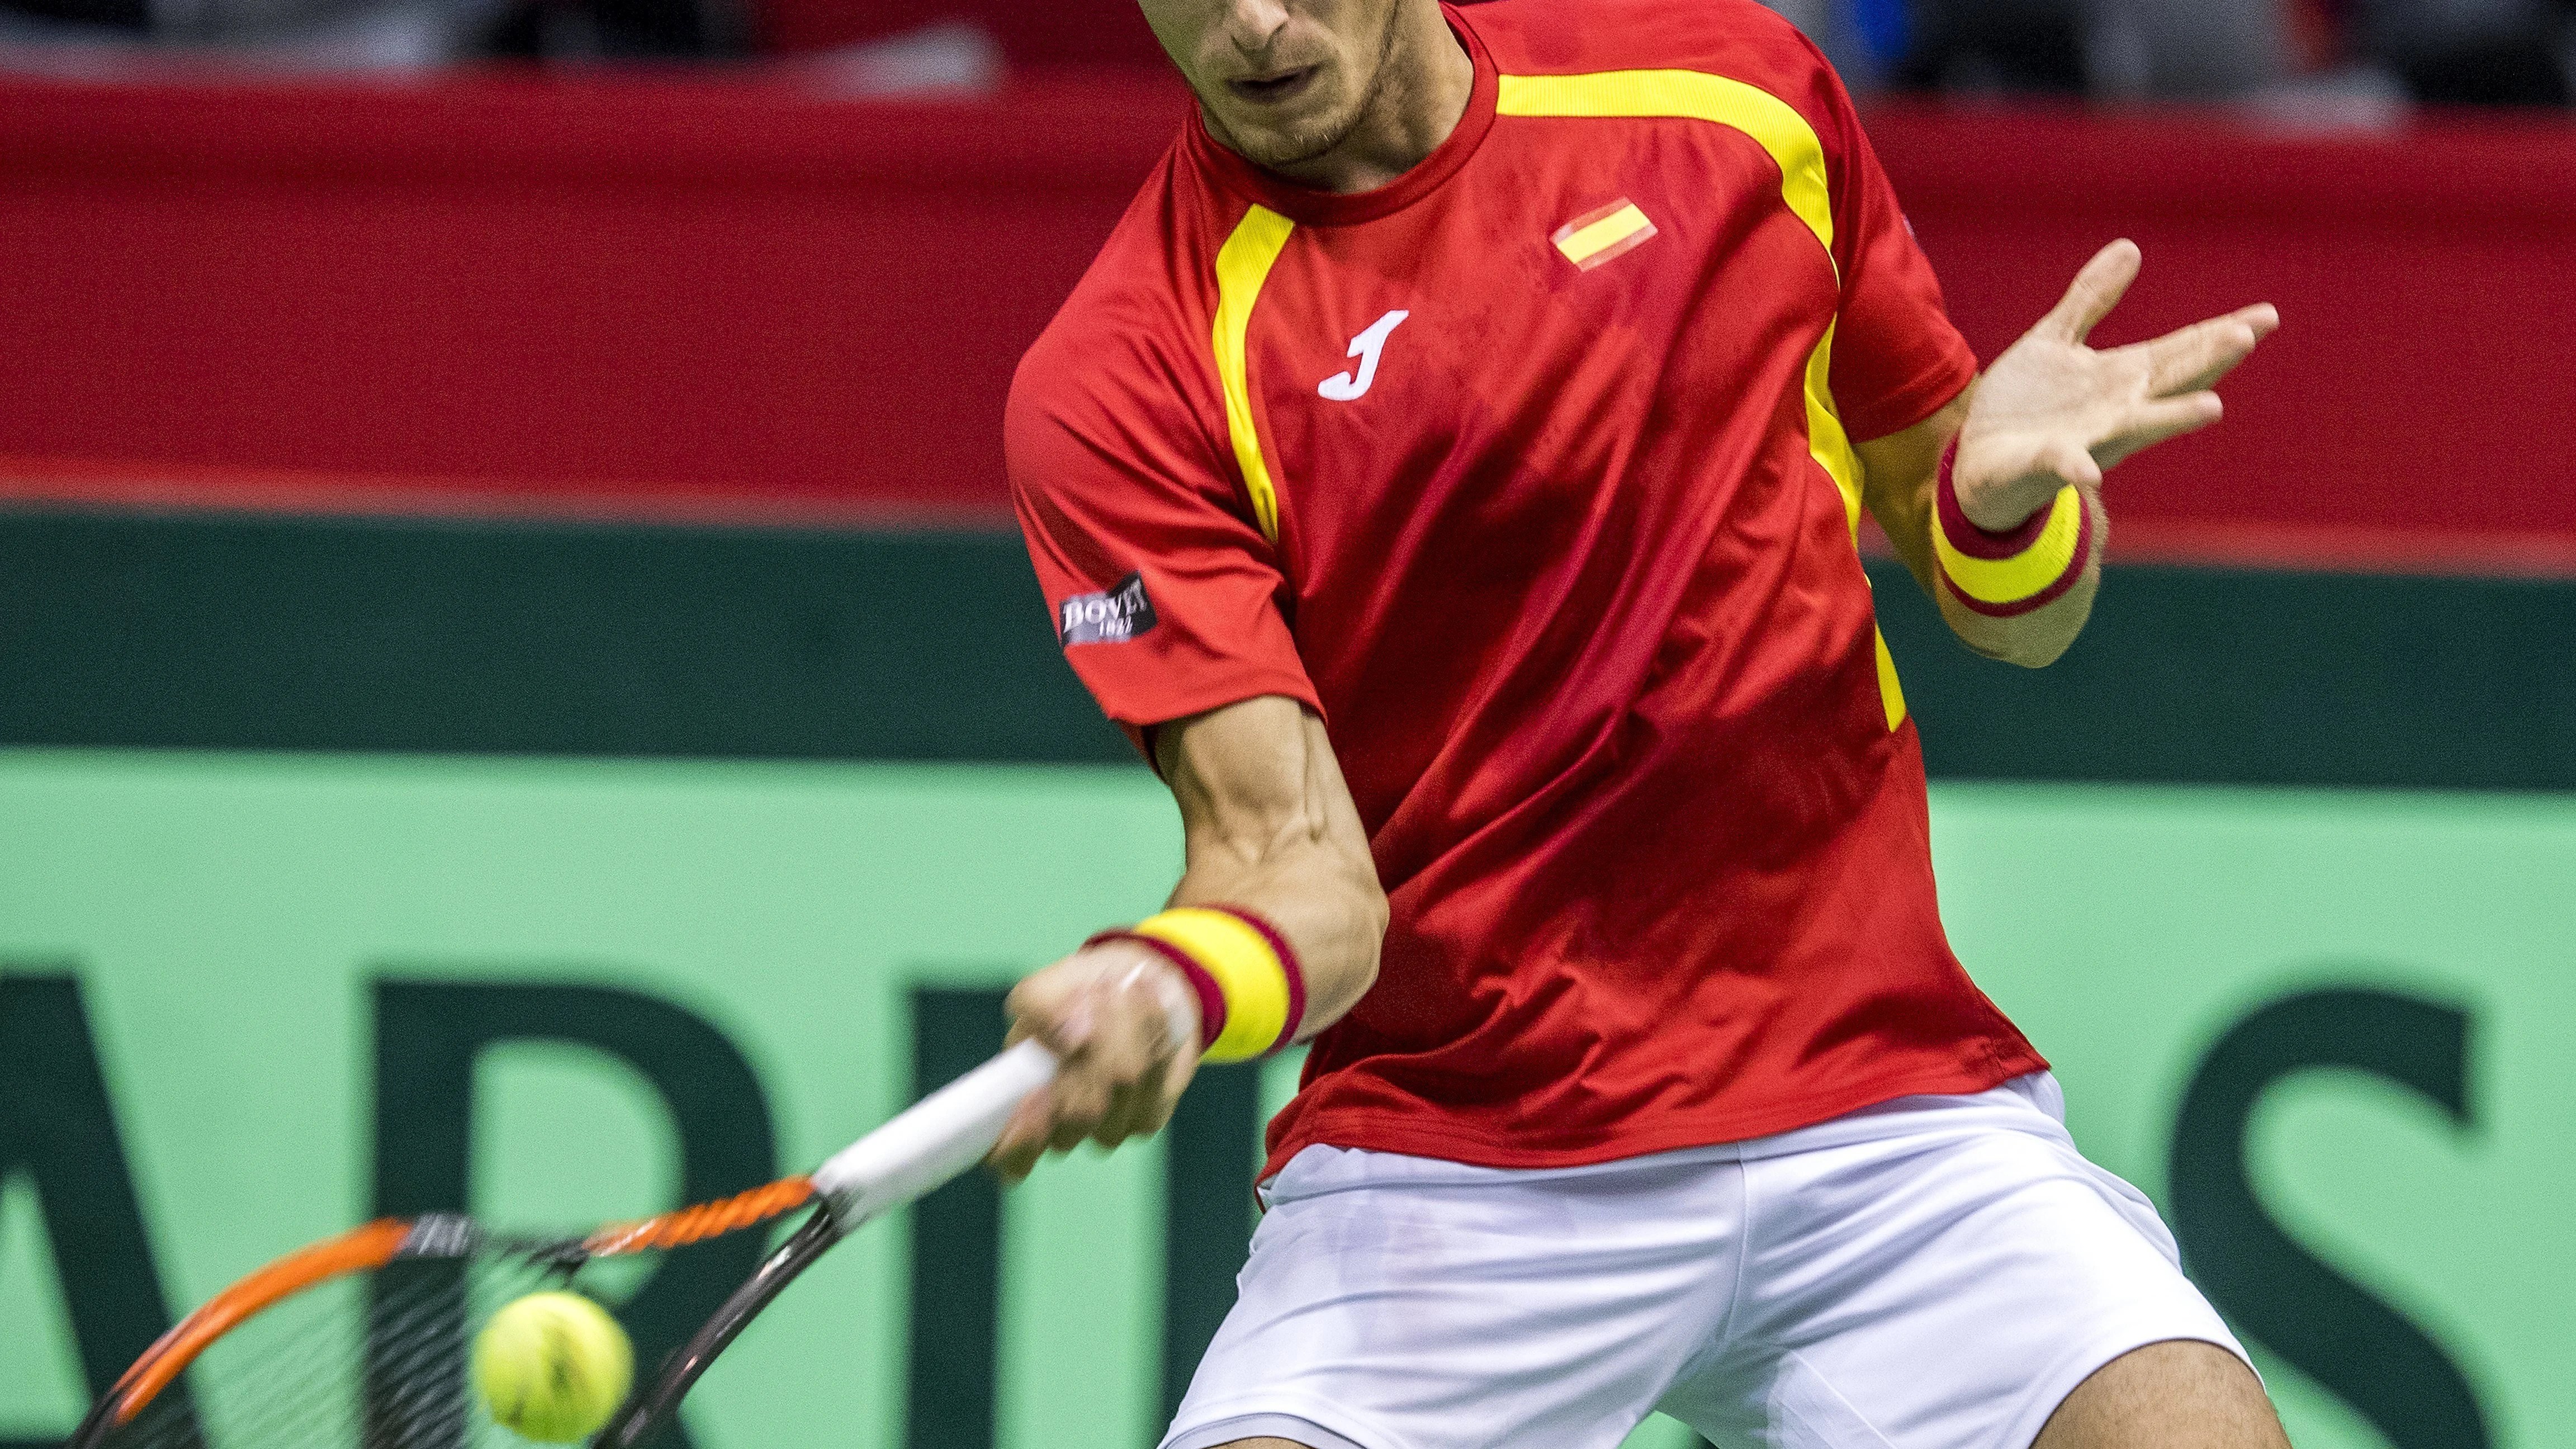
[
  {"left": 2, "top": 3, "right": 2573, "bottom": 1449},
  {"left": 0, "top": 0, "right": 2573, "bottom": 101}
]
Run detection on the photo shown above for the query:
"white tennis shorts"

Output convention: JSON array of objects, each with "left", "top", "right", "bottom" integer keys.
[{"left": 1161, "top": 1073, "right": 2245, "bottom": 1449}]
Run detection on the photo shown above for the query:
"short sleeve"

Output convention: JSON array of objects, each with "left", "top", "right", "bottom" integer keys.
[
  {"left": 1006, "top": 332, "right": 1322, "bottom": 744},
  {"left": 1817, "top": 69, "right": 1979, "bottom": 443}
]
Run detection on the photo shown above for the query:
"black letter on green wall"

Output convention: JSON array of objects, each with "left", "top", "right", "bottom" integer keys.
[
  {"left": 2170, "top": 985, "right": 2489, "bottom": 1449},
  {"left": 905, "top": 987, "right": 1008, "bottom": 1449},
  {"left": 0, "top": 972, "right": 201, "bottom": 1449},
  {"left": 372, "top": 978, "right": 776, "bottom": 1449},
  {"left": 898, "top": 991, "right": 1273, "bottom": 1442}
]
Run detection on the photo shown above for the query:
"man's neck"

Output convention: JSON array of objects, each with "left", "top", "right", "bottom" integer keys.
[{"left": 1251, "top": 2, "right": 1475, "bottom": 197}]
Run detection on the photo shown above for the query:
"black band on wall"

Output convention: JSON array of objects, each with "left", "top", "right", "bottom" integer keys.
[
  {"left": 0, "top": 972, "right": 200, "bottom": 1449},
  {"left": 7, "top": 507, "right": 2576, "bottom": 788}
]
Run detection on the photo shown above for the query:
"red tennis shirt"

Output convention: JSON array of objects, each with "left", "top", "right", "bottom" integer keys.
[{"left": 1008, "top": 0, "right": 2046, "bottom": 1177}]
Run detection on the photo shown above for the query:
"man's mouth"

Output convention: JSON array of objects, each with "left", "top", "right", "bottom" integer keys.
[{"left": 1227, "top": 67, "right": 1319, "bottom": 105}]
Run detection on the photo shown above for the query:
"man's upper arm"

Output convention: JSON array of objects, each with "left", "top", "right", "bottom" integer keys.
[{"left": 1006, "top": 329, "right": 1322, "bottom": 746}]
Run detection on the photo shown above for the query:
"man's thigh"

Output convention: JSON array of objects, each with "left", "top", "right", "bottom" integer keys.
[
  {"left": 1204, "top": 1343, "right": 2292, "bottom": 1449},
  {"left": 2034, "top": 1341, "right": 2289, "bottom": 1449},
  {"left": 1663, "top": 1078, "right": 2263, "bottom": 1448}
]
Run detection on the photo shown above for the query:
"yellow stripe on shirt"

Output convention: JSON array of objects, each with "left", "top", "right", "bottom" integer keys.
[
  {"left": 1500, "top": 69, "right": 1907, "bottom": 729},
  {"left": 1498, "top": 70, "right": 1835, "bottom": 271},
  {"left": 1211, "top": 205, "right": 1296, "bottom": 543},
  {"left": 1803, "top": 318, "right": 1863, "bottom": 541},
  {"left": 1805, "top": 318, "right": 1907, "bottom": 729}
]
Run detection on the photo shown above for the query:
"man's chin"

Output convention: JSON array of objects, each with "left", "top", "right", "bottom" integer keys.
[{"left": 1208, "top": 99, "right": 1362, "bottom": 175}]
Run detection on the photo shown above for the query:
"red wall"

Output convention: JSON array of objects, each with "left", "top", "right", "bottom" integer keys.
[
  {"left": 756, "top": 0, "right": 1168, "bottom": 63},
  {"left": 1877, "top": 106, "right": 2576, "bottom": 572},
  {"left": 0, "top": 69, "right": 1183, "bottom": 525},
  {"left": 3, "top": 70, "right": 2573, "bottom": 569}
]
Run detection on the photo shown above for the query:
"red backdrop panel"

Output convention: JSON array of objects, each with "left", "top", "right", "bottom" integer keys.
[
  {"left": 0, "top": 69, "right": 1188, "bottom": 524},
  {"left": 1874, "top": 104, "right": 2576, "bottom": 569},
  {"left": 754, "top": 0, "right": 1168, "bottom": 63},
  {"left": 1, "top": 72, "right": 2572, "bottom": 566}
]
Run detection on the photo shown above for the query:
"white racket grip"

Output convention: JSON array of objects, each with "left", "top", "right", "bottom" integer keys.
[{"left": 811, "top": 1038, "right": 1058, "bottom": 1224}]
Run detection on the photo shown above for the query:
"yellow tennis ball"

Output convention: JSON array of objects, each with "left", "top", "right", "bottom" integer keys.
[{"left": 471, "top": 1290, "right": 634, "bottom": 1443}]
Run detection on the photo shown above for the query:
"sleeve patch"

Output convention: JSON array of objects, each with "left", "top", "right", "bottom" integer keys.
[{"left": 1057, "top": 572, "right": 1159, "bottom": 646}]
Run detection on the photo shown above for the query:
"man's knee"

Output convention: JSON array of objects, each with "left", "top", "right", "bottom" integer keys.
[{"left": 2034, "top": 1339, "right": 2288, "bottom": 1448}]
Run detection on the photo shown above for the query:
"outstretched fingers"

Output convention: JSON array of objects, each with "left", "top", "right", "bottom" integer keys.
[
  {"left": 2097, "top": 392, "right": 2225, "bottom": 468},
  {"left": 2039, "top": 239, "right": 2144, "bottom": 345},
  {"left": 2141, "top": 304, "right": 2280, "bottom": 396}
]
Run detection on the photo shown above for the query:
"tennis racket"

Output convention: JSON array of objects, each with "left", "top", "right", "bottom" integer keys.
[{"left": 70, "top": 1038, "right": 1059, "bottom": 1449}]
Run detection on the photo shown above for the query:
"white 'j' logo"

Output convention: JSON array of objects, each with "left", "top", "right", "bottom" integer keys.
[{"left": 1318, "top": 309, "right": 1409, "bottom": 401}]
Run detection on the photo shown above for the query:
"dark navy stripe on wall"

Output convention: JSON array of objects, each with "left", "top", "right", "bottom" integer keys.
[
  {"left": 0, "top": 508, "right": 1126, "bottom": 763},
  {"left": 1871, "top": 560, "right": 2576, "bottom": 791},
  {"left": 4, "top": 507, "right": 2572, "bottom": 790}
]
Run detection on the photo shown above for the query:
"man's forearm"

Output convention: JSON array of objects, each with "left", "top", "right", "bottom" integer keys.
[
  {"left": 1157, "top": 698, "right": 1386, "bottom": 1043},
  {"left": 1859, "top": 395, "right": 2103, "bottom": 670},
  {"left": 992, "top": 697, "right": 1384, "bottom": 1180},
  {"left": 1929, "top": 493, "right": 2103, "bottom": 667},
  {"left": 1857, "top": 244, "right": 2273, "bottom": 674},
  {"left": 1167, "top": 835, "right": 1382, "bottom": 1043}
]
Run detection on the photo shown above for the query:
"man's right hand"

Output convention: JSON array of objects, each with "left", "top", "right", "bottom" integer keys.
[
  {"left": 989, "top": 941, "right": 1202, "bottom": 1183},
  {"left": 987, "top": 694, "right": 1389, "bottom": 1186}
]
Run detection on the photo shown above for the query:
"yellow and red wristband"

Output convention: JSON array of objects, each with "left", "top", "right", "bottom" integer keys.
[
  {"left": 1931, "top": 437, "right": 2095, "bottom": 618},
  {"left": 1086, "top": 905, "right": 1306, "bottom": 1063}
]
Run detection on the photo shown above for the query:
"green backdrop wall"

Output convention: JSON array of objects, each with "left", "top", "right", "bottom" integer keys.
[{"left": 4, "top": 506, "right": 2572, "bottom": 1449}]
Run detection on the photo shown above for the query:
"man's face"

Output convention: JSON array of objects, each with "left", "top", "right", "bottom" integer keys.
[{"left": 1139, "top": 0, "right": 1404, "bottom": 172}]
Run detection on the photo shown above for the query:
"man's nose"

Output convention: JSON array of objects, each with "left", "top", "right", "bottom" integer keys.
[{"left": 1221, "top": 0, "right": 1292, "bottom": 57}]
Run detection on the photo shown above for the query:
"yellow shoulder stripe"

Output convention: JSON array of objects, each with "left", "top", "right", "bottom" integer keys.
[
  {"left": 1499, "top": 69, "right": 1905, "bottom": 730},
  {"left": 1497, "top": 68, "right": 1852, "bottom": 529},
  {"left": 1211, "top": 205, "right": 1297, "bottom": 543},
  {"left": 1497, "top": 70, "right": 1833, "bottom": 266}
]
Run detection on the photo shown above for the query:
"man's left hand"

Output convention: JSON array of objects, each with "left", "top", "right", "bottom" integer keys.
[{"left": 1955, "top": 240, "right": 2279, "bottom": 531}]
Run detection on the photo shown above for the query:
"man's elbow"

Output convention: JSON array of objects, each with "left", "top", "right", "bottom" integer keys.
[
  {"left": 1347, "top": 865, "right": 1390, "bottom": 983},
  {"left": 2004, "top": 640, "right": 2073, "bottom": 669}
]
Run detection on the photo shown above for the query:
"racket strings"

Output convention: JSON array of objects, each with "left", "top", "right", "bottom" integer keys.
[{"left": 101, "top": 1255, "right": 563, "bottom": 1449}]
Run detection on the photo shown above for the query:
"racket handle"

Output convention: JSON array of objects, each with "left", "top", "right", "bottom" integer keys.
[
  {"left": 598, "top": 1040, "right": 1057, "bottom": 1448},
  {"left": 811, "top": 1038, "right": 1057, "bottom": 1221}
]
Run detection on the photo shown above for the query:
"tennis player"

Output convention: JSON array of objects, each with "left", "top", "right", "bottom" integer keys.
[{"left": 993, "top": 1, "right": 2284, "bottom": 1445}]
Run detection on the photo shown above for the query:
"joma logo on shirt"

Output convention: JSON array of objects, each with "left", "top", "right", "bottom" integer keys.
[
  {"left": 1058, "top": 572, "right": 1158, "bottom": 646},
  {"left": 1319, "top": 309, "right": 1409, "bottom": 401}
]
